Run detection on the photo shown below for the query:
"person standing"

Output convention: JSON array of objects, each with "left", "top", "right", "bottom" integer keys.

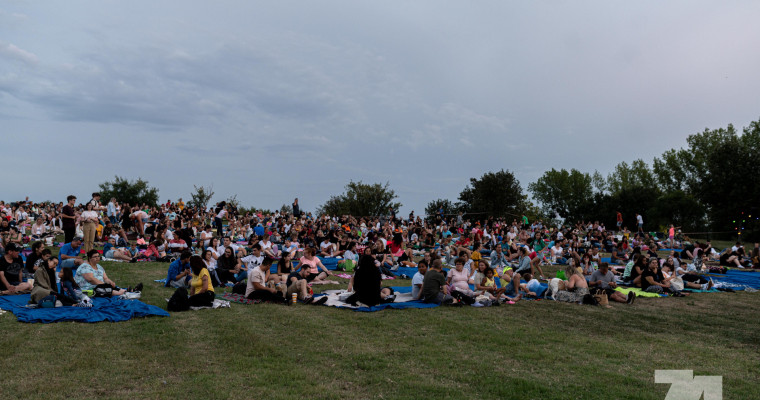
[
  {"left": 61, "top": 195, "right": 77, "bottom": 243},
  {"left": 292, "top": 198, "right": 301, "bottom": 218},
  {"left": 636, "top": 213, "right": 644, "bottom": 233},
  {"left": 616, "top": 211, "right": 623, "bottom": 232},
  {"left": 107, "top": 197, "right": 118, "bottom": 225},
  {"left": 214, "top": 202, "right": 227, "bottom": 239},
  {"left": 80, "top": 202, "right": 99, "bottom": 253}
]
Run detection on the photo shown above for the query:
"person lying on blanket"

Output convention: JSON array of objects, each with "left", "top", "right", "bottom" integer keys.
[{"left": 103, "top": 237, "right": 136, "bottom": 262}]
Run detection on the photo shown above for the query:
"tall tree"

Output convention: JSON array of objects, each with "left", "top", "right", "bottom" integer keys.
[
  {"left": 606, "top": 159, "right": 659, "bottom": 197},
  {"left": 652, "top": 120, "right": 760, "bottom": 232},
  {"left": 528, "top": 168, "right": 593, "bottom": 221},
  {"left": 317, "top": 181, "right": 401, "bottom": 217},
  {"left": 458, "top": 170, "right": 526, "bottom": 219},
  {"left": 425, "top": 198, "right": 458, "bottom": 220},
  {"left": 188, "top": 184, "right": 214, "bottom": 211},
  {"left": 98, "top": 176, "right": 159, "bottom": 206}
]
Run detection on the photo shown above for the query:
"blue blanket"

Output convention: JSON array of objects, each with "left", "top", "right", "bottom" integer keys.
[
  {"left": 351, "top": 301, "right": 440, "bottom": 312},
  {"left": 711, "top": 270, "right": 760, "bottom": 290},
  {"left": 0, "top": 294, "right": 170, "bottom": 323}
]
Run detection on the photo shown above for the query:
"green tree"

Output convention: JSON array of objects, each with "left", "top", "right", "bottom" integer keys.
[
  {"left": 606, "top": 159, "right": 659, "bottom": 197},
  {"left": 188, "top": 184, "right": 215, "bottom": 211},
  {"left": 458, "top": 170, "right": 526, "bottom": 219},
  {"left": 317, "top": 181, "right": 401, "bottom": 217},
  {"left": 528, "top": 168, "right": 593, "bottom": 221},
  {"left": 425, "top": 199, "right": 458, "bottom": 220},
  {"left": 98, "top": 176, "right": 159, "bottom": 206},
  {"left": 652, "top": 119, "right": 760, "bottom": 232}
]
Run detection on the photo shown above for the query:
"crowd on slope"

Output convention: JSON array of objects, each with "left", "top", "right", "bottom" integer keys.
[{"left": 1, "top": 194, "right": 757, "bottom": 308}]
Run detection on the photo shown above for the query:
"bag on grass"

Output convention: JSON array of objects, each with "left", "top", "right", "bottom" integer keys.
[
  {"left": 167, "top": 287, "right": 190, "bottom": 312},
  {"left": 581, "top": 293, "right": 599, "bottom": 306},
  {"left": 592, "top": 289, "right": 609, "bottom": 307}
]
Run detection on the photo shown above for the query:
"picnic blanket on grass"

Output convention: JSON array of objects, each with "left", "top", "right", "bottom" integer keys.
[
  {"left": 0, "top": 294, "right": 169, "bottom": 323},
  {"left": 315, "top": 288, "right": 439, "bottom": 312},
  {"left": 710, "top": 270, "right": 760, "bottom": 291},
  {"left": 217, "top": 292, "right": 263, "bottom": 305},
  {"left": 614, "top": 287, "right": 667, "bottom": 298}
]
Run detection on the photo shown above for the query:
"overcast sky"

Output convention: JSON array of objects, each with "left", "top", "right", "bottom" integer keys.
[{"left": 2, "top": 1, "right": 759, "bottom": 214}]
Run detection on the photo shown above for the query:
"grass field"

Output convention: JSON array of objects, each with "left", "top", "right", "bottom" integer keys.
[{"left": 1, "top": 247, "right": 758, "bottom": 400}]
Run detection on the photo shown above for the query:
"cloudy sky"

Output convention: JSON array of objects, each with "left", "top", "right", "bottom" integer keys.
[{"left": 2, "top": 1, "right": 759, "bottom": 214}]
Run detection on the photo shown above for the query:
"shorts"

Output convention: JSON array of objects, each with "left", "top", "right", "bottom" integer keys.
[
  {"left": 105, "top": 249, "right": 116, "bottom": 258},
  {"left": 306, "top": 272, "right": 321, "bottom": 282},
  {"left": 529, "top": 252, "right": 537, "bottom": 260}
]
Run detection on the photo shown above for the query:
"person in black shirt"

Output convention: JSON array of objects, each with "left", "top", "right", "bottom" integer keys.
[
  {"left": 61, "top": 195, "right": 77, "bottom": 244},
  {"left": 0, "top": 243, "right": 33, "bottom": 294},
  {"left": 641, "top": 258, "right": 670, "bottom": 294}
]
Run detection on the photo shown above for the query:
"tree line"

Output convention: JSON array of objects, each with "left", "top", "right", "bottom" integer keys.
[{"left": 97, "top": 118, "right": 759, "bottom": 240}]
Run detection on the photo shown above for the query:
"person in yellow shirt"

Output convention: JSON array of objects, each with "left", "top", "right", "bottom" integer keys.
[
  {"left": 188, "top": 255, "right": 214, "bottom": 307},
  {"left": 177, "top": 198, "right": 185, "bottom": 211}
]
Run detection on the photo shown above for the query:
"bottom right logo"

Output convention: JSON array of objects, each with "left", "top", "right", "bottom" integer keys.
[{"left": 655, "top": 370, "right": 723, "bottom": 400}]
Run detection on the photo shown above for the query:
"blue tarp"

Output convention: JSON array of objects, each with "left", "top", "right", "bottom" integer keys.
[
  {"left": 711, "top": 270, "right": 760, "bottom": 290},
  {"left": 0, "top": 294, "right": 170, "bottom": 323},
  {"left": 351, "top": 300, "right": 440, "bottom": 312}
]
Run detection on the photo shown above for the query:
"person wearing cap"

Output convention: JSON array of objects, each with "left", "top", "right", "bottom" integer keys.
[
  {"left": 58, "top": 236, "right": 85, "bottom": 271},
  {"left": 0, "top": 243, "right": 33, "bottom": 294},
  {"left": 61, "top": 195, "right": 77, "bottom": 243}
]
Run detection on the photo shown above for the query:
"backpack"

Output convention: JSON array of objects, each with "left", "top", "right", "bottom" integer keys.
[{"left": 167, "top": 287, "right": 190, "bottom": 312}]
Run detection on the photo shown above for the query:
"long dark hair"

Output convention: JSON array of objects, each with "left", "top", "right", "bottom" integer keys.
[{"left": 190, "top": 255, "right": 205, "bottom": 275}]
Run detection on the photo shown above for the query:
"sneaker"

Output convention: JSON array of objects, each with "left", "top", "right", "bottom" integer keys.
[{"left": 626, "top": 291, "right": 636, "bottom": 305}]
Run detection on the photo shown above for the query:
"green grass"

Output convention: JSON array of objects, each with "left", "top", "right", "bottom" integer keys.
[{"left": 1, "top": 252, "right": 758, "bottom": 399}]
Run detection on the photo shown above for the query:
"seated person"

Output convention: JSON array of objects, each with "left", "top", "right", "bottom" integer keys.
[
  {"left": 245, "top": 257, "right": 286, "bottom": 303},
  {"left": 411, "top": 260, "right": 428, "bottom": 300},
  {"left": 286, "top": 265, "right": 314, "bottom": 303},
  {"left": 345, "top": 255, "right": 382, "bottom": 307},
  {"left": 167, "top": 236, "right": 189, "bottom": 255},
  {"left": 0, "top": 243, "right": 33, "bottom": 294},
  {"left": 188, "top": 255, "right": 214, "bottom": 307},
  {"left": 554, "top": 264, "right": 590, "bottom": 303},
  {"left": 164, "top": 251, "right": 192, "bottom": 288},
  {"left": 447, "top": 257, "right": 474, "bottom": 295},
  {"left": 479, "top": 266, "right": 506, "bottom": 301},
  {"left": 589, "top": 262, "right": 635, "bottom": 304},
  {"left": 299, "top": 247, "right": 334, "bottom": 283},
  {"left": 258, "top": 234, "right": 279, "bottom": 259},
  {"left": 421, "top": 259, "right": 453, "bottom": 305},
  {"left": 216, "top": 246, "right": 244, "bottom": 284},
  {"left": 75, "top": 250, "right": 140, "bottom": 297},
  {"left": 30, "top": 217, "right": 51, "bottom": 240},
  {"left": 640, "top": 258, "right": 672, "bottom": 294},
  {"left": 31, "top": 257, "right": 78, "bottom": 306},
  {"left": 58, "top": 237, "right": 85, "bottom": 271}
]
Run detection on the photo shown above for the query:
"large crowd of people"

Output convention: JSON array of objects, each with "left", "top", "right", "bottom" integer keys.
[{"left": 0, "top": 194, "right": 757, "bottom": 309}]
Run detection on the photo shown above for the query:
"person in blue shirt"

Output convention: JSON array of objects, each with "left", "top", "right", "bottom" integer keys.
[
  {"left": 58, "top": 236, "right": 84, "bottom": 272},
  {"left": 165, "top": 250, "right": 192, "bottom": 288}
]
